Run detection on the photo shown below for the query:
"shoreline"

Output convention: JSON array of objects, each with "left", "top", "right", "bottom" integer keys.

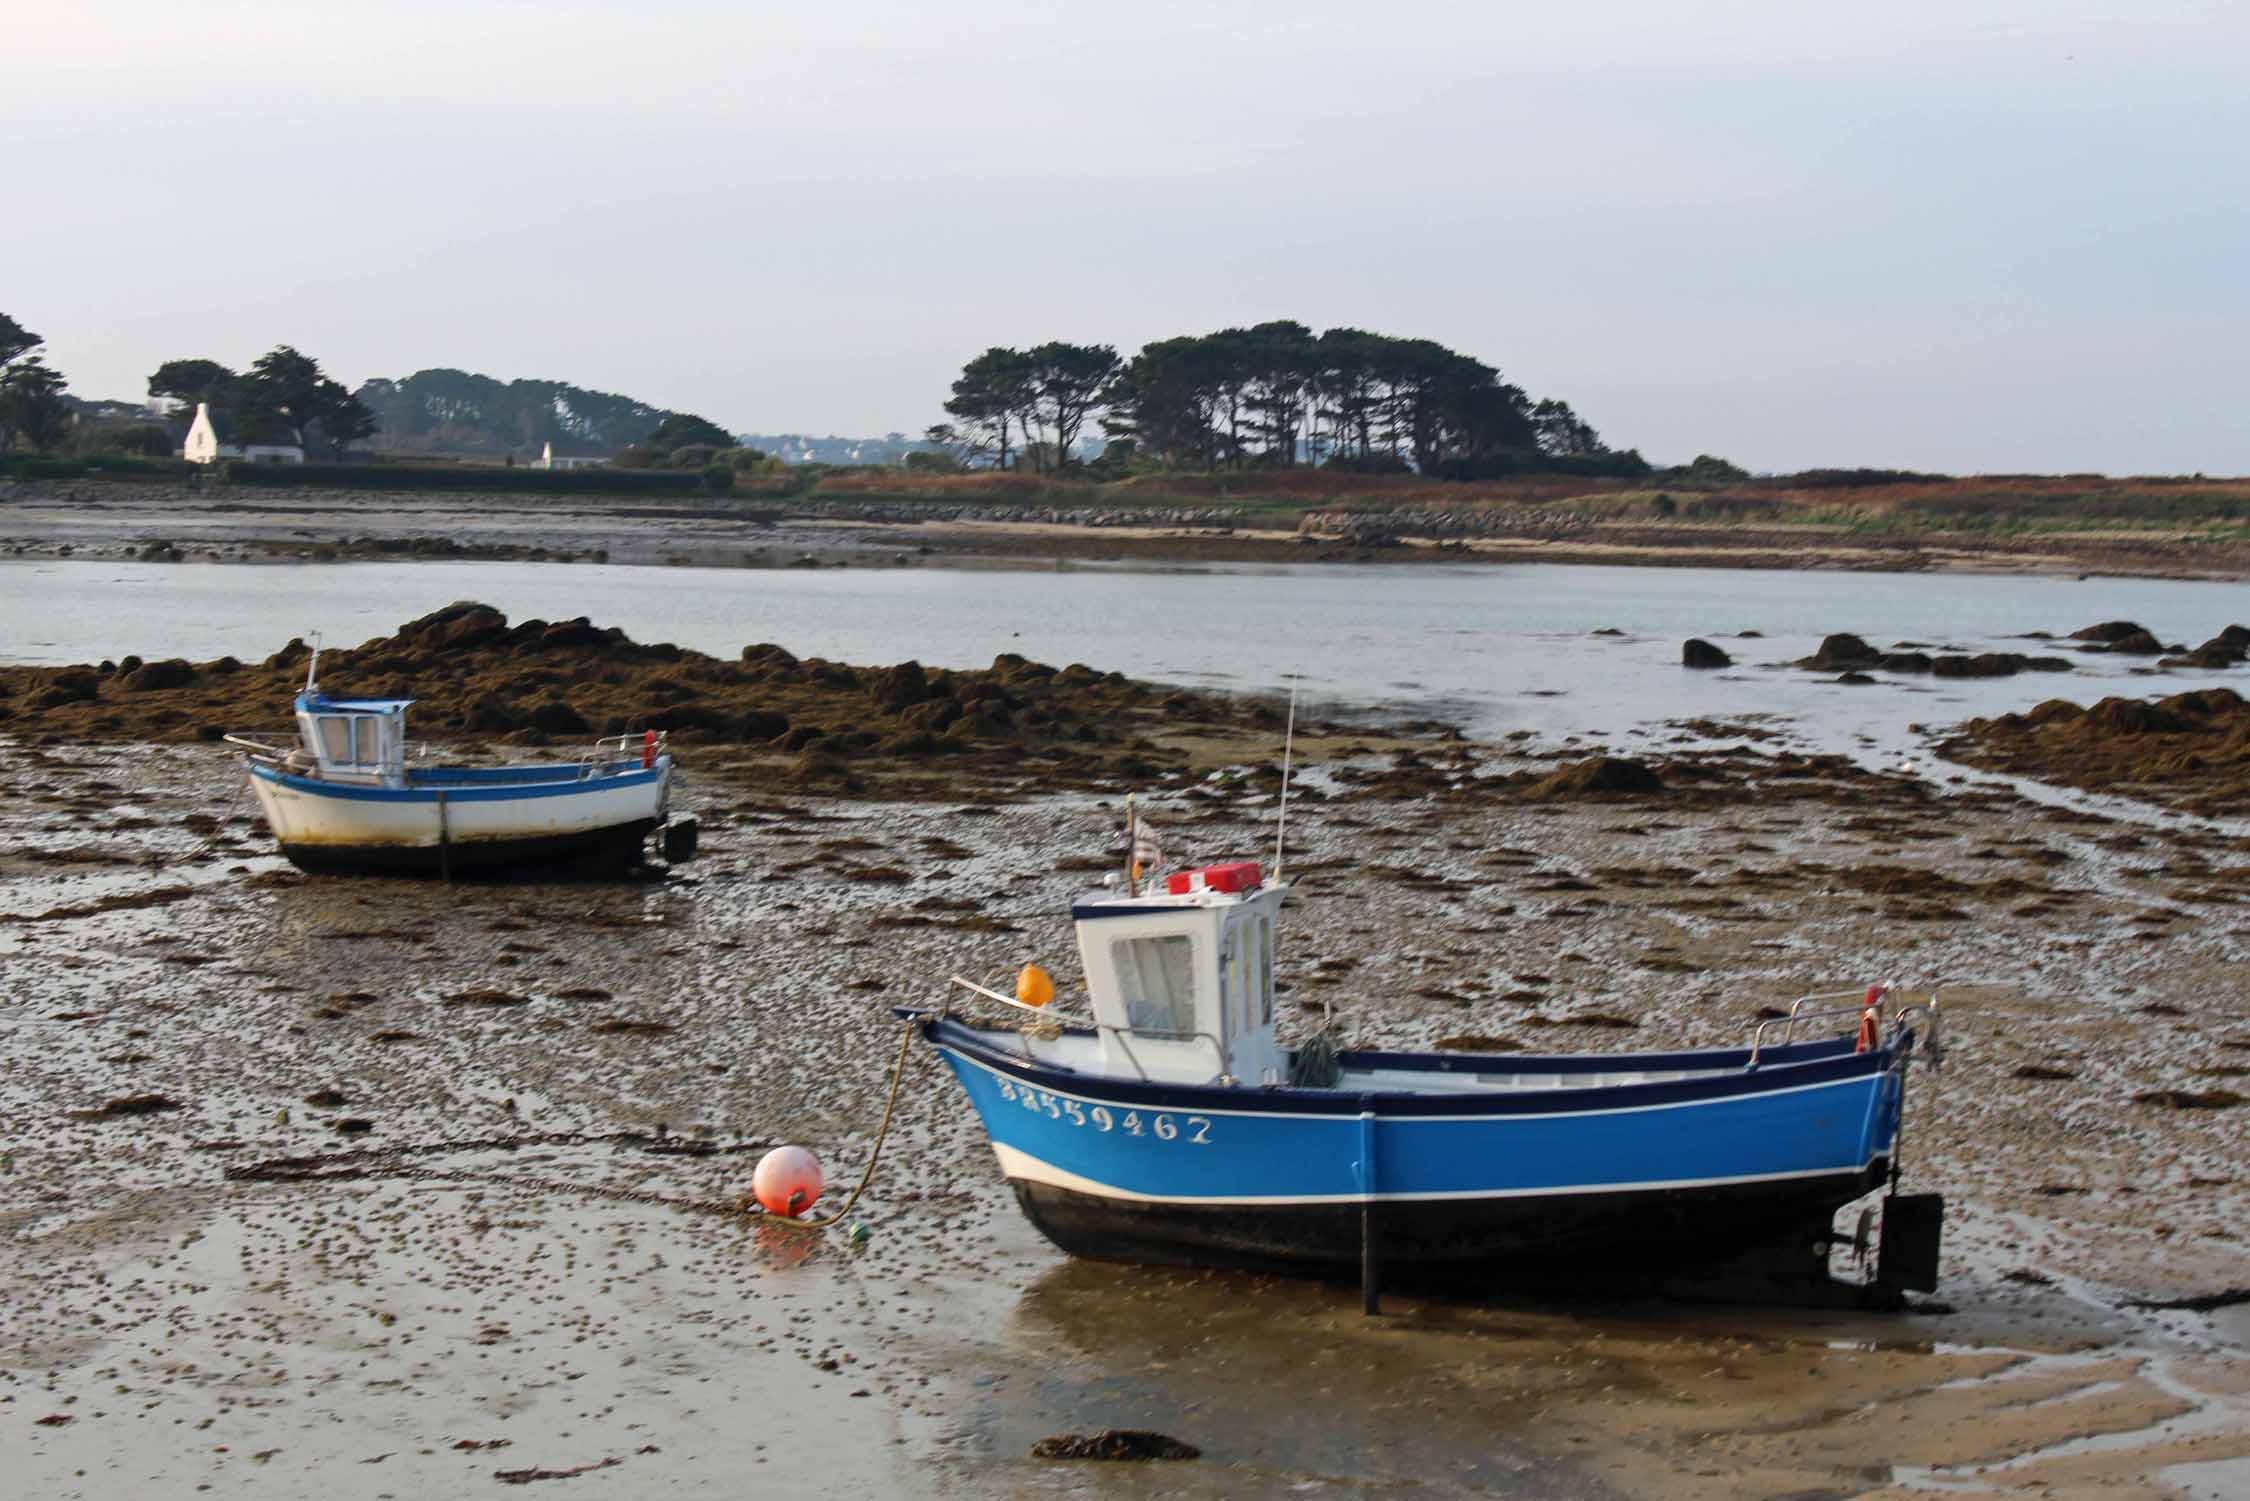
[{"left": 5, "top": 477, "right": 2248, "bottom": 581}]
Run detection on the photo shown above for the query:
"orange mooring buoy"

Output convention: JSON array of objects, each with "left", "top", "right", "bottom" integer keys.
[{"left": 753, "top": 1145, "right": 825, "bottom": 1217}]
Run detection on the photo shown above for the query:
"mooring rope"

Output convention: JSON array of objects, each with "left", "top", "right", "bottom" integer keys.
[
  {"left": 764, "top": 1018, "right": 920, "bottom": 1232},
  {"left": 221, "top": 1017, "right": 925, "bottom": 1233}
]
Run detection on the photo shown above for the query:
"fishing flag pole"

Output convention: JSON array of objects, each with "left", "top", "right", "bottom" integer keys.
[{"left": 1273, "top": 680, "right": 1297, "bottom": 883}]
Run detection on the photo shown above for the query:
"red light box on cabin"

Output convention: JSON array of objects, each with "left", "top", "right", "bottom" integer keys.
[{"left": 1166, "top": 862, "right": 1263, "bottom": 896}]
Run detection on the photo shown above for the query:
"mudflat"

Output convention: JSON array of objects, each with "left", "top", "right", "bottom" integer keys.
[
  {"left": 4, "top": 616, "right": 2247, "bottom": 1497},
  {"left": 5, "top": 476, "right": 2250, "bottom": 579}
]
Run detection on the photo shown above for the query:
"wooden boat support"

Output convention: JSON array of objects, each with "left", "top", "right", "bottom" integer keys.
[{"left": 910, "top": 855, "right": 1953, "bottom": 1311}]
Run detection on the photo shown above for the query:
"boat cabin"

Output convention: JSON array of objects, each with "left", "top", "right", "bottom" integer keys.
[
  {"left": 290, "top": 691, "right": 411, "bottom": 787},
  {"left": 1072, "top": 862, "right": 1286, "bottom": 1087}
]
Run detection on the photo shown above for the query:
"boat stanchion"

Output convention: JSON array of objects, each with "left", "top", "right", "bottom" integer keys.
[
  {"left": 1359, "top": 1099, "right": 1381, "bottom": 1316},
  {"left": 435, "top": 790, "right": 452, "bottom": 884},
  {"left": 1362, "top": 1203, "right": 1382, "bottom": 1316}
]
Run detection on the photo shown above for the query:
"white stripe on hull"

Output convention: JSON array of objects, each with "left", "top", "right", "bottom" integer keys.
[
  {"left": 989, "top": 1142, "right": 1879, "bottom": 1208},
  {"left": 250, "top": 772, "right": 668, "bottom": 850}
]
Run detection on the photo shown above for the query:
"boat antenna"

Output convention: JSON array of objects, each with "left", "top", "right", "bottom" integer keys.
[
  {"left": 1273, "top": 679, "right": 1297, "bottom": 882},
  {"left": 1125, "top": 792, "right": 1138, "bottom": 898},
  {"left": 303, "top": 631, "right": 321, "bottom": 695}
]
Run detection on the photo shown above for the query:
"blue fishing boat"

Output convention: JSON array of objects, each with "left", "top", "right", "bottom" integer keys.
[
  {"left": 226, "top": 650, "right": 696, "bottom": 878},
  {"left": 908, "top": 845, "right": 1946, "bottom": 1306}
]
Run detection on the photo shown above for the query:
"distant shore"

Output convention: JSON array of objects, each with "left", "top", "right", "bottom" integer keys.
[{"left": 3, "top": 475, "right": 2248, "bottom": 580}]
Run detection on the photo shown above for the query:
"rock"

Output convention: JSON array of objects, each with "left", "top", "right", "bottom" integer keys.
[
  {"left": 868, "top": 660, "right": 930, "bottom": 709},
  {"left": 396, "top": 601, "right": 510, "bottom": 649},
  {"left": 463, "top": 696, "right": 524, "bottom": 734},
  {"left": 1931, "top": 652, "right": 2070, "bottom": 679},
  {"left": 2069, "top": 620, "right": 2150, "bottom": 643},
  {"left": 2161, "top": 647, "right": 2243, "bottom": 669},
  {"left": 2085, "top": 698, "right": 2184, "bottom": 735},
  {"left": 1681, "top": 638, "right": 1731, "bottom": 669},
  {"left": 1835, "top": 671, "right": 1877, "bottom": 685},
  {"left": 123, "top": 658, "right": 197, "bottom": 692},
  {"left": 1800, "top": 633, "right": 1881, "bottom": 670},
  {"left": 733, "top": 709, "right": 790, "bottom": 740},
  {"left": 1524, "top": 756, "right": 1665, "bottom": 798},
  {"left": 2105, "top": 630, "right": 2168, "bottom": 655},
  {"left": 537, "top": 617, "right": 617, "bottom": 649},
  {"left": 526, "top": 700, "right": 591, "bottom": 736},
  {"left": 789, "top": 748, "right": 849, "bottom": 780}
]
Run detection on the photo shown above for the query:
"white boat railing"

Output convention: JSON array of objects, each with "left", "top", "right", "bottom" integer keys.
[
  {"left": 582, "top": 731, "right": 668, "bottom": 779},
  {"left": 1745, "top": 986, "right": 1945, "bottom": 1070}
]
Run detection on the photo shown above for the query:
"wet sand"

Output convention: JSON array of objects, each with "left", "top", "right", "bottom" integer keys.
[{"left": 5, "top": 711, "right": 2248, "bottom": 1497}]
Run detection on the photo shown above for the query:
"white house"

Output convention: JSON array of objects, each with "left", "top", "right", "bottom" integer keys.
[
  {"left": 533, "top": 441, "right": 606, "bottom": 471},
  {"left": 183, "top": 402, "right": 304, "bottom": 465}
]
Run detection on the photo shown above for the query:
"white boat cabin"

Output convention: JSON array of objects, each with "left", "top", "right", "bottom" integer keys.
[
  {"left": 1071, "top": 862, "right": 1287, "bottom": 1087},
  {"left": 289, "top": 691, "right": 411, "bottom": 786}
]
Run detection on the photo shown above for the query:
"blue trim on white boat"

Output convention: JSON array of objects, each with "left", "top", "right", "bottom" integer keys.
[
  {"left": 297, "top": 693, "right": 415, "bottom": 714},
  {"left": 252, "top": 762, "right": 664, "bottom": 803}
]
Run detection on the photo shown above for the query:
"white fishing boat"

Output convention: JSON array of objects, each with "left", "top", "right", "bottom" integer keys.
[{"left": 226, "top": 651, "right": 696, "bottom": 878}]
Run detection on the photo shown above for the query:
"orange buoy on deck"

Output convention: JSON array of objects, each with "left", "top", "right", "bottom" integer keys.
[
  {"left": 1016, "top": 964, "right": 1055, "bottom": 1008},
  {"left": 753, "top": 1145, "right": 825, "bottom": 1217}
]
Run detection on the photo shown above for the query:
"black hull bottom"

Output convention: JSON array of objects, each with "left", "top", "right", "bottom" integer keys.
[
  {"left": 1013, "top": 1164, "right": 1896, "bottom": 1304},
  {"left": 278, "top": 818, "right": 660, "bottom": 879}
]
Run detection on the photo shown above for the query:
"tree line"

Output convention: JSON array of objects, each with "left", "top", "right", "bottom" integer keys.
[
  {"left": 0, "top": 313, "right": 73, "bottom": 455},
  {"left": 926, "top": 322, "right": 1643, "bottom": 477},
  {"left": 150, "top": 348, "right": 377, "bottom": 458},
  {"left": 353, "top": 367, "right": 696, "bottom": 458}
]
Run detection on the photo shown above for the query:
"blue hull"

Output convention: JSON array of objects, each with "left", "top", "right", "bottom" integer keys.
[{"left": 917, "top": 1015, "right": 1906, "bottom": 1282}]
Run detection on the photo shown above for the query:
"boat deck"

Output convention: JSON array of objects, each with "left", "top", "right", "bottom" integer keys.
[{"left": 983, "top": 1022, "right": 1848, "bottom": 1095}]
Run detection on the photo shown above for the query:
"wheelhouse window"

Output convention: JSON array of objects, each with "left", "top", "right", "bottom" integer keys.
[
  {"left": 313, "top": 715, "right": 379, "bottom": 767},
  {"left": 1111, "top": 934, "right": 1199, "bottom": 1036}
]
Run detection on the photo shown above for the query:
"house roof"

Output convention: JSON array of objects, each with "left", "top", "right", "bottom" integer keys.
[{"left": 197, "top": 403, "right": 299, "bottom": 447}]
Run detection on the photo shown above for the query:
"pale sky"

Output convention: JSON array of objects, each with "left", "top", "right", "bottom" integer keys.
[{"left": 6, "top": 1, "right": 2245, "bottom": 472}]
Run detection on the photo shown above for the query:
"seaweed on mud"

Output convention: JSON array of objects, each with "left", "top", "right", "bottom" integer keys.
[
  {"left": 69, "top": 1093, "right": 182, "bottom": 1120},
  {"left": 2, "top": 884, "right": 195, "bottom": 923},
  {"left": 2131, "top": 1089, "right": 2244, "bottom": 1110},
  {"left": 445, "top": 988, "right": 533, "bottom": 1007},
  {"left": 0, "top": 602, "right": 1321, "bottom": 798},
  {"left": 1031, "top": 1430, "right": 1200, "bottom": 1462}
]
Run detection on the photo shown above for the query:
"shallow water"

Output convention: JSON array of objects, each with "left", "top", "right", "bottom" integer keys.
[{"left": 3, "top": 557, "right": 2243, "bottom": 765}]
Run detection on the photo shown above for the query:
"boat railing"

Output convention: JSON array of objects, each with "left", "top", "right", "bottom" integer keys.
[
  {"left": 223, "top": 731, "right": 316, "bottom": 774},
  {"left": 1745, "top": 985, "right": 1945, "bottom": 1070},
  {"left": 582, "top": 732, "right": 668, "bottom": 779},
  {"left": 1097, "top": 1023, "right": 1229, "bottom": 1085}
]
